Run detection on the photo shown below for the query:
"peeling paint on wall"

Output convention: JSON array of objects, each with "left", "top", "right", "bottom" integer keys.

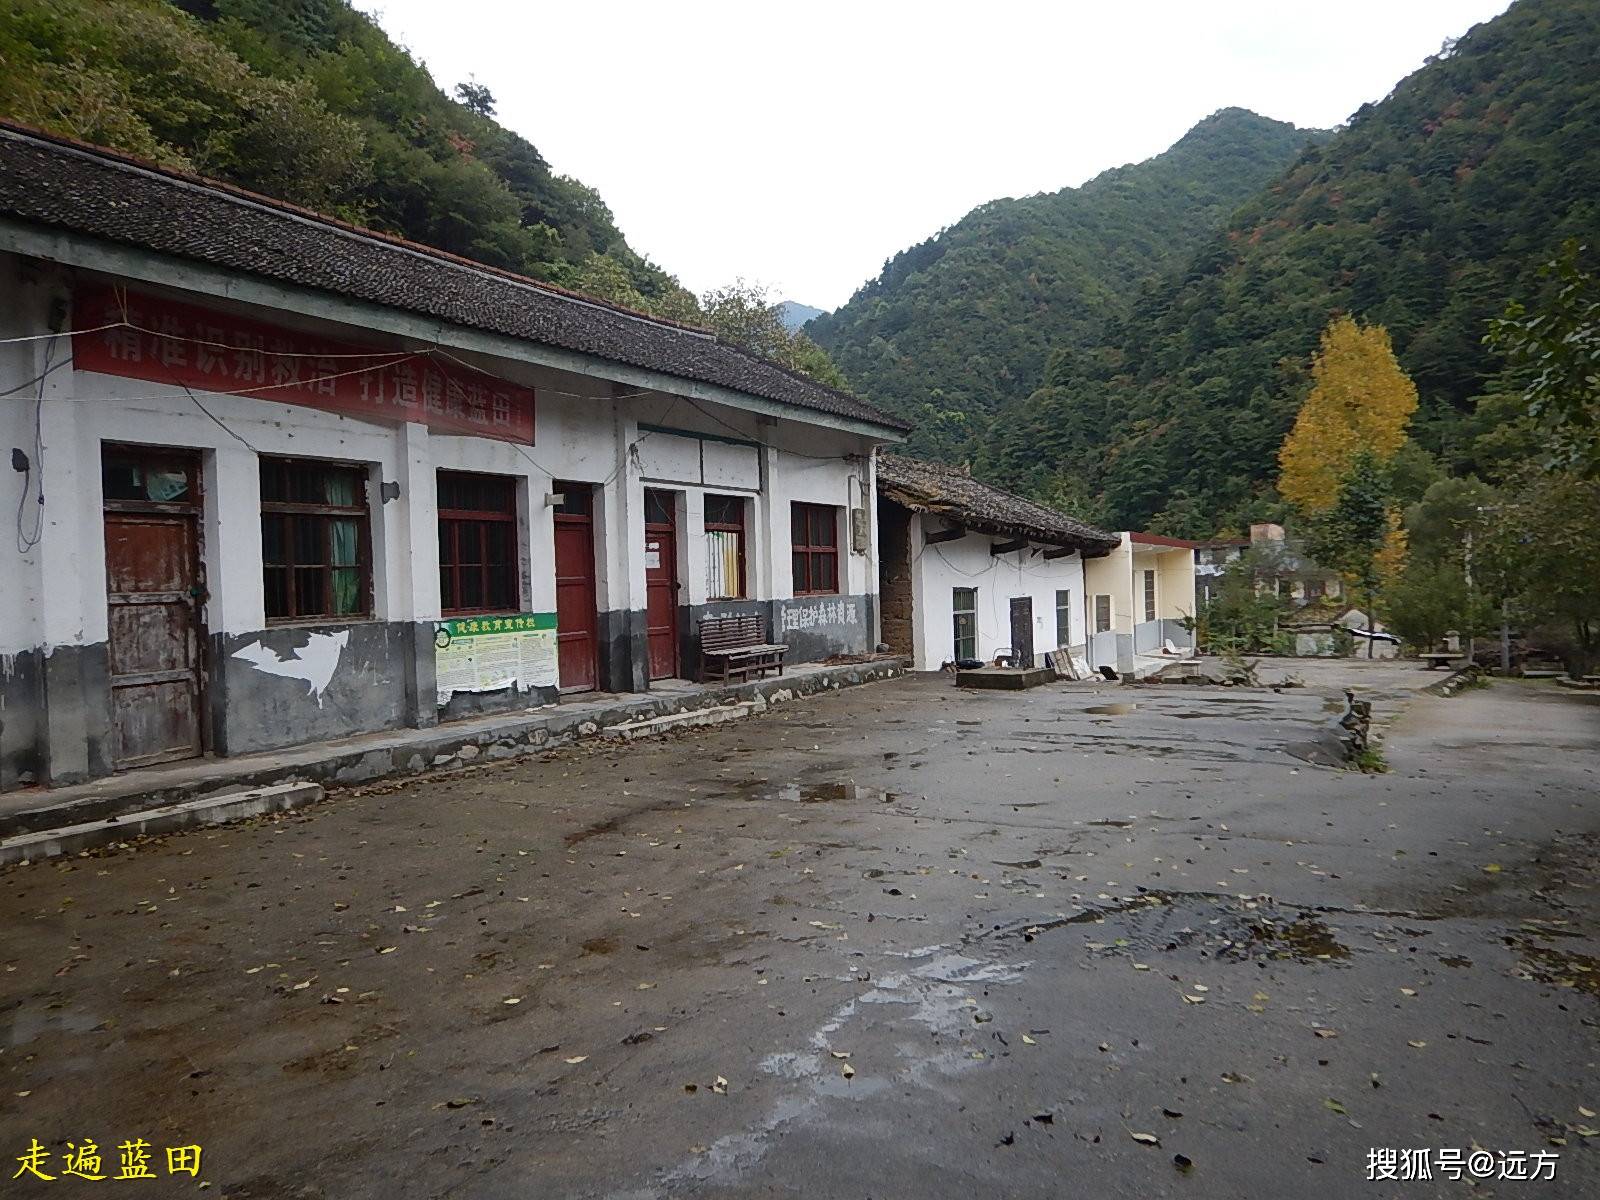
[{"left": 231, "top": 631, "right": 349, "bottom": 704}]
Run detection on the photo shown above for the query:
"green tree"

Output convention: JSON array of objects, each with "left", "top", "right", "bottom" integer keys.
[
  {"left": 1484, "top": 468, "right": 1600, "bottom": 675},
  {"left": 1196, "top": 551, "right": 1287, "bottom": 653},
  {"left": 1305, "top": 452, "right": 1391, "bottom": 654},
  {"left": 454, "top": 79, "right": 495, "bottom": 117},
  {"left": 1485, "top": 241, "right": 1600, "bottom": 476}
]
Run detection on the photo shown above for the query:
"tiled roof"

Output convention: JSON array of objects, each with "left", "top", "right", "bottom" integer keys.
[
  {"left": 877, "top": 453, "right": 1119, "bottom": 552},
  {"left": 0, "top": 124, "right": 908, "bottom": 433}
]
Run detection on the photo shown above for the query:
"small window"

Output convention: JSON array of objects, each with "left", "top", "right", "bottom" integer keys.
[
  {"left": 438, "top": 470, "right": 519, "bottom": 614},
  {"left": 1094, "top": 594, "right": 1112, "bottom": 634},
  {"left": 704, "top": 493, "right": 746, "bottom": 600},
  {"left": 791, "top": 502, "right": 839, "bottom": 595},
  {"left": 1055, "top": 589, "right": 1072, "bottom": 648},
  {"left": 953, "top": 587, "right": 977, "bottom": 661},
  {"left": 1143, "top": 570, "right": 1157, "bottom": 623},
  {"left": 552, "top": 482, "right": 592, "bottom": 517},
  {"left": 261, "top": 457, "right": 370, "bottom": 622},
  {"left": 645, "top": 489, "right": 675, "bottom": 527}
]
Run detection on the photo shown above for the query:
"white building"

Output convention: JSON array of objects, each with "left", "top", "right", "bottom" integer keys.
[
  {"left": 0, "top": 125, "right": 906, "bottom": 791},
  {"left": 1082, "top": 532, "right": 1199, "bottom": 677},
  {"left": 875, "top": 455, "right": 1120, "bottom": 671}
]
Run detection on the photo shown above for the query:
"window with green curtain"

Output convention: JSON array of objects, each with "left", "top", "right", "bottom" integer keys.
[
  {"left": 261, "top": 457, "right": 371, "bottom": 621},
  {"left": 952, "top": 587, "right": 977, "bottom": 660}
]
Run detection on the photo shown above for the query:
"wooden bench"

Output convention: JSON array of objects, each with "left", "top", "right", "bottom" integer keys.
[{"left": 699, "top": 615, "right": 787, "bottom": 683}]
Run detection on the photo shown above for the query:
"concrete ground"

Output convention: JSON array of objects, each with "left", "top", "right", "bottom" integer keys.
[{"left": 2, "top": 660, "right": 1596, "bottom": 1198}]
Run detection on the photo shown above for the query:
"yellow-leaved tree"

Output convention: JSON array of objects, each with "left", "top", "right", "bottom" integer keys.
[{"left": 1278, "top": 316, "right": 1419, "bottom": 513}]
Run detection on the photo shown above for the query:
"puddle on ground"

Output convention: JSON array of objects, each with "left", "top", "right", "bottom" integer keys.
[
  {"left": 1085, "top": 703, "right": 1137, "bottom": 716},
  {"left": 724, "top": 779, "right": 897, "bottom": 804},
  {"left": 997, "top": 891, "right": 1356, "bottom": 965},
  {"left": 580, "top": 936, "right": 618, "bottom": 956}
]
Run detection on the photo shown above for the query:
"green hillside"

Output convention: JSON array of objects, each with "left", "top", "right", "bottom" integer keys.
[
  {"left": 981, "top": 0, "right": 1599, "bottom": 532},
  {"left": 0, "top": 0, "right": 688, "bottom": 308},
  {"left": 807, "top": 109, "right": 1325, "bottom": 459}
]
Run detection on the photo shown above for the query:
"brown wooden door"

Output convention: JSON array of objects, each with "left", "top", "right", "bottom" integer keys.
[
  {"left": 553, "top": 483, "right": 599, "bottom": 692},
  {"left": 102, "top": 446, "right": 205, "bottom": 768},
  {"left": 644, "top": 489, "right": 679, "bottom": 680}
]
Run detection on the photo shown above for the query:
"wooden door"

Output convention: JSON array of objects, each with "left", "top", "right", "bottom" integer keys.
[
  {"left": 102, "top": 446, "right": 205, "bottom": 767},
  {"left": 644, "top": 489, "right": 679, "bottom": 680},
  {"left": 1009, "top": 596, "right": 1034, "bottom": 668},
  {"left": 553, "top": 483, "right": 599, "bottom": 692}
]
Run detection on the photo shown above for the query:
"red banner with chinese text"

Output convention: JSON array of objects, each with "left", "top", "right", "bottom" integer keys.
[{"left": 72, "top": 286, "right": 535, "bottom": 444}]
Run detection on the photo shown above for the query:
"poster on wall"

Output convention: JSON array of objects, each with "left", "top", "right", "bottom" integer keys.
[{"left": 434, "top": 613, "right": 557, "bottom": 705}]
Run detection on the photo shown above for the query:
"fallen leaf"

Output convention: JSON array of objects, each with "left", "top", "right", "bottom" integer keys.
[
  {"left": 1407, "top": 1040, "right": 1427, "bottom": 1049},
  {"left": 503, "top": 997, "right": 521, "bottom": 1006},
  {"left": 1481, "top": 863, "right": 1502, "bottom": 873},
  {"left": 563, "top": 1055, "right": 588, "bottom": 1065},
  {"left": 1312, "top": 1027, "right": 1338, "bottom": 1039},
  {"left": 378, "top": 946, "right": 397, "bottom": 955},
  {"left": 1399, "top": 988, "right": 1417, "bottom": 997},
  {"left": 1173, "top": 1153, "right": 1194, "bottom": 1174},
  {"left": 712, "top": 1075, "right": 728, "bottom": 1095},
  {"left": 1021, "top": 1034, "right": 1037, "bottom": 1045},
  {"left": 1221, "top": 1071, "right": 1249, "bottom": 1084},
  {"left": 1182, "top": 994, "right": 1206, "bottom": 1005},
  {"left": 1130, "top": 1132, "right": 1161, "bottom": 1147},
  {"left": 830, "top": 1050, "right": 852, "bottom": 1059},
  {"left": 841, "top": 1062, "right": 856, "bottom": 1079},
  {"left": 1579, "top": 1107, "right": 1596, "bottom": 1119},
  {"left": 1324, "top": 1098, "right": 1348, "bottom": 1115}
]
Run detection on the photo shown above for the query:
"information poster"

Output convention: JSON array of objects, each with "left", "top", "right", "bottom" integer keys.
[{"left": 434, "top": 612, "right": 558, "bottom": 705}]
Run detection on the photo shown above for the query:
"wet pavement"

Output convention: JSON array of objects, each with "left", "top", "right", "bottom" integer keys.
[{"left": 2, "top": 661, "right": 1597, "bottom": 1198}]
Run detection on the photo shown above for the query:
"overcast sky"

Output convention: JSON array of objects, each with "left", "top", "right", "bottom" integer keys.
[{"left": 356, "top": 0, "right": 1513, "bottom": 311}]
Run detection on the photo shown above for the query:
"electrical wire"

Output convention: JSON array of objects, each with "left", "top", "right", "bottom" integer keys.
[{"left": 15, "top": 336, "right": 54, "bottom": 554}]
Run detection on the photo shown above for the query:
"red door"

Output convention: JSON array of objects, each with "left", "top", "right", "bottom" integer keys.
[
  {"left": 644, "top": 489, "right": 679, "bottom": 680},
  {"left": 102, "top": 446, "right": 206, "bottom": 767},
  {"left": 553, "top": 483, "right": 599, "bottom": 692}
]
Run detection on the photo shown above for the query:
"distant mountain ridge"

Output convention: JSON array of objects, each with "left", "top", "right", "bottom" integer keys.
[
  {"left": 808, "top": 108, "right": 1328, "bottom": 458},
  {"left": 776, "top": 301, "right": 826, "bottom": 332}
]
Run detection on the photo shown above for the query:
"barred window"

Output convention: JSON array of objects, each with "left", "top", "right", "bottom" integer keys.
[
  {"left": 791, "top": 502, "right": 839, "bottom": 595},
  {"left": 704, "top": 494, "right": 746, "bottom": 600},
  {"left": 261, "top": 457, "right": 370, "bottom": 622},
  {"left": 438, "top": 471, "right": 519, "bottom": 614}
]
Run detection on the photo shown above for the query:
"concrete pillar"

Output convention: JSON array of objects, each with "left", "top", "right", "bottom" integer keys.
[{"left": 392, "top": 421, "right": 439, "bottom": 728}]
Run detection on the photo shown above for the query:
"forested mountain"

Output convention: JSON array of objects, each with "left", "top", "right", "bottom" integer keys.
[
  {"left": 808, "top": 109, "right": 1325, "bottom": 458},
  {"left": 981, "top": 0, "right": 1599, "bottom": 533},
  {"left": 0, "top": 0, "right": 688, "bottom": 308}
]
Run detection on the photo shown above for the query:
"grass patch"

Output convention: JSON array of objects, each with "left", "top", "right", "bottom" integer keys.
[{"left": 1353, "top": 746, "right": 1389, "bottom": 773}]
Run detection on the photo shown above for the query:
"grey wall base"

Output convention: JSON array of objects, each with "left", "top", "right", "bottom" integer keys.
[{"left": 0, "top": 658, "right": 909, "bottom": 839}]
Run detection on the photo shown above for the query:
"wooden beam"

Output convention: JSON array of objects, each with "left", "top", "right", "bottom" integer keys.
[
  {"left": 990, "top": 538, "right": 1028, "bottom": 556},
  {"left": 1042, "top": 546, "right": 1077, "bottom": 560},
  {"left": 924, "top": 526, "right": 966, "bottom": 545}
]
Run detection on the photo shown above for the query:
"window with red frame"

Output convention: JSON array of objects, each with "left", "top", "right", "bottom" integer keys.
[
  {"left": 704, "top": 494, "right": 747, "bottom": 600},
  {"left": 437, "top": 471, "right": 519, "bottom": 613},
  {"left": 790, "top": 502, "right": 839, "bottom": 595}
]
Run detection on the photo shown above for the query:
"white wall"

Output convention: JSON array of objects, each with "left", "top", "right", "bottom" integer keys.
[
  {"left": 908, "top": 517, "right": 1086, "bottom": 671},
  {"left": 0, "top": 260, "right": 884, "bottom": 663}
]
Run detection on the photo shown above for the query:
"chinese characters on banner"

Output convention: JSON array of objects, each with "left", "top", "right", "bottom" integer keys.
[
  {"left": 434, "top": 612, "right": 558, "bottom": 705},
  {"left": 72, "top": 287, "right": 534, "bottom": 444}
]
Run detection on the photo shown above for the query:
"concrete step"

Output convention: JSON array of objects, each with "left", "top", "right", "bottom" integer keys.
[
  {"left": 604, "top": 702, "right": 757, "bottom": 741},
  {"left": 0, "top": 782, "right": 323, "bottom": 866}
]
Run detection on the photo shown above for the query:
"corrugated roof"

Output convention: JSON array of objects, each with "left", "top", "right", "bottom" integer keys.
[
  {"left": 0, "top": 123, "right": 908, "bottom": 433},
  {"left": 877, "top": 453, "right": 1119, "bottom": 552}
]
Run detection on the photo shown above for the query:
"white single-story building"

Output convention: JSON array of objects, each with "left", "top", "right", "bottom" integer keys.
[
  {"left": 0, "top": 123, "right": 907, "bottom": 791},
  {"left": 874, "top": 454, "right": 1120, "bottom": 671},
  {"left": 1082, "top": 532, "right": 1199, "bottom": 676}
]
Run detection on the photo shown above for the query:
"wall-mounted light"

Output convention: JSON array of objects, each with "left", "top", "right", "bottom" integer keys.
[
  {"left": 380, "top": 481, "right": 400, "bottom": 503},
  {"left": 544, "top": 492, "right": 566, "bottom": 508}
]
